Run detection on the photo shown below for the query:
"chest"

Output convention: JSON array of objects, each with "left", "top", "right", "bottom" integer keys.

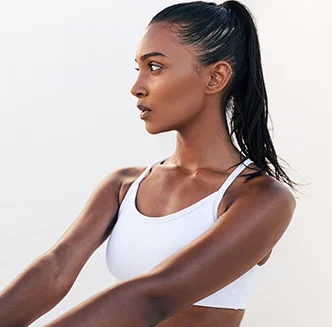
[
  {"left": 121, "top": 167, "right": 236, "bottom": 219},
  {"left": 118, "top": 167, "right": 271, "bottom": 267}
]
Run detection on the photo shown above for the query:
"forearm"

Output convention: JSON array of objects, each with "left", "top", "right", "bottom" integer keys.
[
  {"left": 44, "top": 274, "right": 162, "bottom": 327},
  {"left": 0, "top": 252, "right": 68, "bottom": 327}
]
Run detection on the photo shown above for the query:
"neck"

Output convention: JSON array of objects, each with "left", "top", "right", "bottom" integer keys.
[{"left": 169, "top": 110, "right": 244, "bottom": 173}]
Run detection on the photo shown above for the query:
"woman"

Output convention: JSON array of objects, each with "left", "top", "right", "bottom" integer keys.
[{"left": 0, "top": 1, "right": 300, "bottom": 326}]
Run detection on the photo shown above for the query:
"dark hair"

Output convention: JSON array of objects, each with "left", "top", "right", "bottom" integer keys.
[{"left": 149, "top": 0, "right": 305, "bottom": 197}]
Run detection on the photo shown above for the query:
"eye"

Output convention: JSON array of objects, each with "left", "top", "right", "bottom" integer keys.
[{"left": 135, "top": 63, "right": 162, "bottom": 72}]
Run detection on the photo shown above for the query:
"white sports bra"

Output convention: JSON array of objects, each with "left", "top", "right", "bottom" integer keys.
[{"left": 105, "top": 157, "right": 260, "bottom": 310}]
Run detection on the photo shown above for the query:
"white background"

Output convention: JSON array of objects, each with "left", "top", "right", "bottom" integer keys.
[{"left": 0, "top": 0, "right": 330, "bottom": 326}]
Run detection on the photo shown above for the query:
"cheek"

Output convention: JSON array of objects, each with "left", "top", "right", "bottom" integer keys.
[{"left": 153, "top": 72, "right": 205, "bottom": 116}]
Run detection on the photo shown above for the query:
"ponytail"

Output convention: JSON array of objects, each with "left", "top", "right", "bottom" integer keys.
[{"left": 150, "top": 1, "right": 305, "bottom": 196}]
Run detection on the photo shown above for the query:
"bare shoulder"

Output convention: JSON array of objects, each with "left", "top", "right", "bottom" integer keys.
[
  {"left": 111, "top": 165, "right": 146, "bottom": 188},
  {"left": 255, "top": 174, "right": 296, "bottom": 204},
  {"left": 116, "top": 165, "right": 149, "bottom": 205},
  {"left": 224, "top": 161, "right": 295, "bottom": 213},
  {"left": 243, "top": 172, "right": 296, "bottom": 210},
  {"left": 237, "top": 161, "right": 296, "bottom": 203},
  {"left": 235, "top": 173, "right": 297, "bottom": 230},
  {"left": 116, "top": 165, "right": 148, "bottom": 180}
]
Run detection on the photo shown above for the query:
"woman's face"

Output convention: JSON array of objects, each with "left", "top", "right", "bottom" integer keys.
[{"left": 131, "top": 23, "right": 209, "bottom": 134}]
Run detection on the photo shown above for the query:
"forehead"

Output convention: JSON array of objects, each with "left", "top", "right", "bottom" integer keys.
[{"left": 135, "top": 23, "right": 193, "bottom": 62}]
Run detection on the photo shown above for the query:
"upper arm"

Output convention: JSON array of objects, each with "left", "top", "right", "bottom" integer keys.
[
  {"left": 147, "top": 181, "right": 296, "bottom": 322},
  {"left": 48, "top": 167, "right": 126, "bottom": 292}
]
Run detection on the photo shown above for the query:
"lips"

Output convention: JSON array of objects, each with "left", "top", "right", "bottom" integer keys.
[
  {"left": 137, "top": 104, "right": 152, "bottom": 112},
  {"left": 140, "top": 109, "right": 152, "bottom": 119}
]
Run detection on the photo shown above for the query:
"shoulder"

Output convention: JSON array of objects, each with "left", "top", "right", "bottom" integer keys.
[
  {"left": 222, "top": 160, "right": 295, "bottom": 211},
  {"left": 114, "top": 165, "right": 148, "bottom": 184},
  {"left": 235, "top": 172, "right": 297, "bottom": 214},
  {"left": 221, "top": 155, "right": 295, "bottom": 210},
  {"left": 113, "top": 165, "right": 149, "bottom": 204},
  {"left": 258, "top": 175, "right": 296, "bottom": 204},
  {"left": 233, "top": 159, "right": 296, "bottom": 202}
]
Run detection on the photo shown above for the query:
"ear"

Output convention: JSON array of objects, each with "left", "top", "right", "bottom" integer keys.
[{"left": 205, "top": 61, "right": 233, "bottom": 95}]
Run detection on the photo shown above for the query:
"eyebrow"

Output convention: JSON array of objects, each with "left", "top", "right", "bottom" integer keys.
[{"left": 134, "top": 51, "right": 168, "bottom": 62}]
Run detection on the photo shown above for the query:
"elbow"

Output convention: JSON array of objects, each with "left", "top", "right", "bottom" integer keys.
[
  {"left": 143, "top": 273, "right": 172, "bottom": 326},
  {"left": 148, "top": 294, "right": 168, "bottom": 326},
  {"left": 125, "top": 273, "right": 168, "bottom": 326}
]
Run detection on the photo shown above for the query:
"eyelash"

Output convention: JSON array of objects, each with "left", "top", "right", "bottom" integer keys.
[{"left": 135, "top": 63, "right": 162, "bottom": 72}]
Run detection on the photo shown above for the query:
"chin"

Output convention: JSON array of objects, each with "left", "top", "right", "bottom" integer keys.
[{"left": 145, "top": 124, "right": 174, "bottom": 135}]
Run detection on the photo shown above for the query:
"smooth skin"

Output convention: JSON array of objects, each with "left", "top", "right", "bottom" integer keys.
[{"left": 0, "top": 22, "right": 296, "bottom": 326}]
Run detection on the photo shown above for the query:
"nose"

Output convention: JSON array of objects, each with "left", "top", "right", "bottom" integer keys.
[{"left": 130, "top": 81, "right": 148, "bottom": 98}]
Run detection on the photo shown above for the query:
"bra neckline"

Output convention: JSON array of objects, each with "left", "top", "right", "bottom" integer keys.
[{"left": 133, "top": 157, "right": 252, "bottom": 222}]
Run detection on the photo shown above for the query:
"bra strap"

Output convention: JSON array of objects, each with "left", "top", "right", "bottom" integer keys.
[
  {"left": 134, "top": 157, "right": 169, "bottom": 185},
  {"left": 212, "top": 158, "right": 253, "bottom": 221}
]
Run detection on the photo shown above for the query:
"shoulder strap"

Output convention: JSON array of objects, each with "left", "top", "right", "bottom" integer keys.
[
  {"left": 118, "top": 157, "right": 168, "bottom": 213},
  {"left": 212, "top": 158, "right": 253, "bottom": 221},
  {"left": 133, "top": 157, "right": 168, "bottom": 186}
]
